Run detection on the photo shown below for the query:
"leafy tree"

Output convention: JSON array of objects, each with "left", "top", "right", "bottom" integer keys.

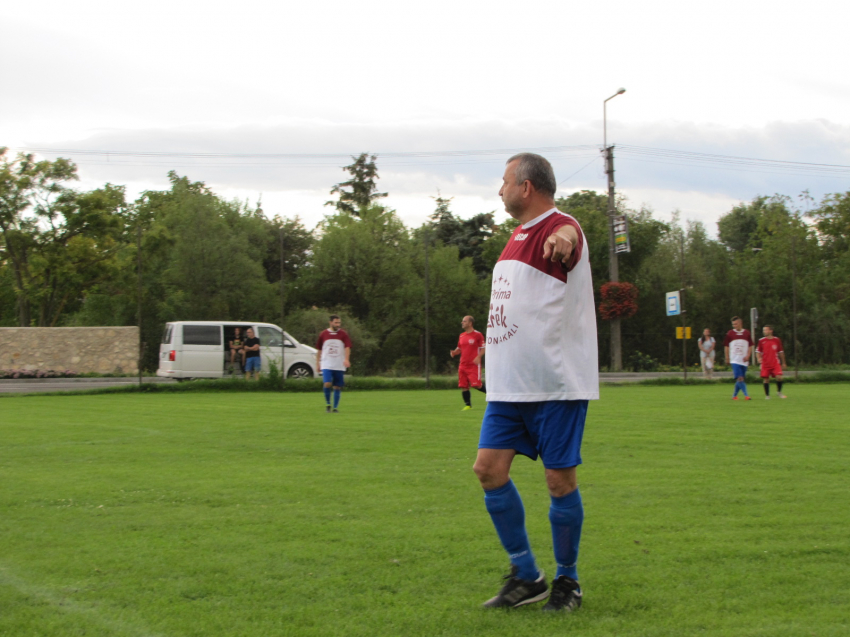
[
  {"left": 302, "top": 205, "right": 420, "bottom": 372},
  {"left": 326, "top": 153, "right": 387, "bottom": 217},
  {"left": 428, "top": 193, "right": 494, "bottom": 277},
  {"left": 479, "top": 216, "right": 520, "bottom": 273},
  {"left": 119, "top": 173, "right": 276, "bottom": 369},
  {"left": 810, "top": 191, "right": 850, "bottom": 259},
  {"left": 0, "top": 149, "right": 127, "bottom": 326},
  {"left": 258, "top": 215, "right": 313, "bottom": 284},
  {"left": 716, "top": 196, "right": 789, "bottom": 253}
]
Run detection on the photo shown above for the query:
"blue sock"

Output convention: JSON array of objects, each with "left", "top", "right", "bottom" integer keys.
[
  {"left": 741, "top": 382, "right": 749, "bottom": 397},
  {"left": 550, "top": 489, "right": 583, "bottom": 582},
  {"left": 323, "top": 387, "right": 331, "bottom": 405},
  {"left": 733, "top": 381, "right": 740, "bottom": 396},
  {"left": 333, "top": 389, "right": 341, "bottom": 408},
  {"left": 484, "top": 480, "right": 538, "bottom": 581}
]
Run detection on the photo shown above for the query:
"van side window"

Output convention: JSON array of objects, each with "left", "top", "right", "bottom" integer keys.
[
  {"left": 183, "top": 325, "right": 222, "bottom": 346},
  {"left": 258, "top": 326, "right": 283, "bottom": 347},
  {"left": 162, "top": 325, "right": 173, "bottom": 344}
]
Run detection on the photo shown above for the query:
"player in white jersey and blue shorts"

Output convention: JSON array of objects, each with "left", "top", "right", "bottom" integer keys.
[
  {"left": 473, "top": 153, "right": 599, "bottom": 613},
  {"left": 315, "top": 314, "right": 352, "bottom": 413}
]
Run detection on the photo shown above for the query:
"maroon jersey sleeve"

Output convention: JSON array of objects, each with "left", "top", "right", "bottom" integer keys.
[
  {"left": 340, "top": 330, "right": 352, "bottom": 348},
  {"left": 316, "top": 330, "right": 326, "bottom": 349},
  {"left": 546, "top": 214, "right": 584, "bottom": 273}
]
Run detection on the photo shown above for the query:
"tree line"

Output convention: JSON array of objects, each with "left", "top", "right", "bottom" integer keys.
[{"left": 2, "top": 148, "right": 849, "bottom": 373}]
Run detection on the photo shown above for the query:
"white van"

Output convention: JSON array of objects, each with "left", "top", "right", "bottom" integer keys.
[{"left": 157, "top": 321, "right": 318, "bottom": 380}]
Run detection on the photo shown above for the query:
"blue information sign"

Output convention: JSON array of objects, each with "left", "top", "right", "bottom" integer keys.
[{"left": 666, "top": 291, "right": 681, "bottom": 316}]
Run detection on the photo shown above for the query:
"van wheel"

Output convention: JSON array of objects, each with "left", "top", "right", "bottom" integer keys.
[{"left": 287, "top": 364, "right": 313, "bottom": 379}]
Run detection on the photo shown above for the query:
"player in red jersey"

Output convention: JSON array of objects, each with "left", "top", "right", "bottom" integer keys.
[
  {"left": 756, "top": 325, "right": 787, "bottom": 399},
  {"left": 450, "top": 315, "right": 486, "bottom": 411}
]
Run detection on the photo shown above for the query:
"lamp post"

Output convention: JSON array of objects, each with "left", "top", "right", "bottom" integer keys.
[{"left": 603, "top": 87, "right": 626, "bottom": 371}]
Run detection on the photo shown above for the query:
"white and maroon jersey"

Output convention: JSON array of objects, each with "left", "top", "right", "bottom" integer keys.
[
  {"left": 316, "top": 328, "right": 352, "bottom": 371},
  {"left": 757, "top": 337, "right": 784, "bottom": 367},
  {"left": 486, "top": 208, "right": 599, "bottom": 402},
  {"left": 723, "top": 329, "right": 753, "bottom": 366},
  {"left": 457, "top": 330, "right": 485, "bottom": 366}
]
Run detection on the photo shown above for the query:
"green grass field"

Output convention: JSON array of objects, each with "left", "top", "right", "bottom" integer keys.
[{"left": 1, "top": 385, "right": 848, "bottom": 637}]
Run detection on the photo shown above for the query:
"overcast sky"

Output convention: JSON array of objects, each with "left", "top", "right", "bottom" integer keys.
[{"left": 3, "top": 0, "right": 849, "bottom": 233}]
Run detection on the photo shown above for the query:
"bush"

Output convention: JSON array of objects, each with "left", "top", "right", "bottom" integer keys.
[
  {"left": 628, "top": 351, "right": 659, "bottom": 372},
  {"left": 0, "top": 369, "right": 77, "bottom": 379}
]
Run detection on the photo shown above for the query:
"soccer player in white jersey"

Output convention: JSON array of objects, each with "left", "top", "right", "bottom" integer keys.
[
  {"left": 316, "top": 314, "right": 352, "bottom": 413},
  {"left": 473, "top": 153, "right": 599, "bottom": 613},
  {"left": 723, "top": 316, "right": 754, "bottom": 401}
]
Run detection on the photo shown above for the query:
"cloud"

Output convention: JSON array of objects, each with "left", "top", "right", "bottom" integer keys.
[{"left": 17, "top": 117, "right": 850, "bottom": 233}]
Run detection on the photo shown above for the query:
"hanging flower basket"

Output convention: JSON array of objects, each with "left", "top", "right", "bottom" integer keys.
[{"left": 599, "top": 282, "right": 639, "bottom": 320}]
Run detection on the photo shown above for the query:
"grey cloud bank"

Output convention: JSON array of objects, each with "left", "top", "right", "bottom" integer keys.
[{"left": 27, "top": 118, "right": 850, "bottom": 207}]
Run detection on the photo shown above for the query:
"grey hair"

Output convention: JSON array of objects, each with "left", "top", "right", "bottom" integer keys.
[{"left": 507, "top": 153, "right": 557, "bottom": 198}]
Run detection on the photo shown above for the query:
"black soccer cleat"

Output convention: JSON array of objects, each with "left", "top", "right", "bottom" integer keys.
[
  {"left": 482, "top": 566, "right": 548, "bottom": 608},
  {"left": 326, "top": 405, "right": 331, "bottom": 413},
  {"left": 542, "top": 575, "right": 582, "bottom": 612},
  {"left": 332, "top": 408, "right": 339, "bottom": 413}
]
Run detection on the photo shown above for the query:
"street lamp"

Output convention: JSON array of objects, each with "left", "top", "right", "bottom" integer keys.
[
  {"left": 603, "top": 87, "right": 626, "bottom": 371},
  {"left": 603, "top": 88, "right": 626, "bottom": 151}
]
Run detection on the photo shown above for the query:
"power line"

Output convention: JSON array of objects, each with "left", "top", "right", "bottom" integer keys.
[
  {"left": 12, "top": 144, "right": 599, "bottom": 161},
  {"left": 11, "top": 142, "right": 850, "bottom": 180}
]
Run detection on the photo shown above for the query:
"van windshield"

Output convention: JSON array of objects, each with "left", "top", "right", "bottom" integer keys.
[{"left": 258, "top": 326, "right": 283, "bottom": 347}]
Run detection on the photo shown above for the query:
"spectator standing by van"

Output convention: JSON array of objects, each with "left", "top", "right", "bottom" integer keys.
[{"left": 243, "top": 327, "right": 261, "bottom": 380}]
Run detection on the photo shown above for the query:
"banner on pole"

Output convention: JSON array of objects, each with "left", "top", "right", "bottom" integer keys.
[{"left": 613, "top": 215, "right": 631, "bottom": 254}]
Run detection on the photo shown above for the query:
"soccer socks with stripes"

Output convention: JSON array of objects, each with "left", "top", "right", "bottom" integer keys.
[
  {"left": 333, "top": 388, "right": 341, "bottom": 409},
  {"left": 549, "top": 488, "right": 584, "bottom": 582},
  {"left": 462, "top": 390, "right": 471, "bottom": 407},
  {"left": 323, "top": 387, "right": 331, "bottom": 405},
  {"left": 484, "top": 480, "right": 538, "bottom": 581}
]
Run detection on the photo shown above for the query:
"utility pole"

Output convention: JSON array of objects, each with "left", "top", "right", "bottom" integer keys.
[
  {"left": 791, "top": 226, "right": 799, "bottom": 381},
  {"left": 424, "top": 230, "right": 431, "bottom": 389},
  {"left": 603, "top": 88, "right": 626, "bottom": 371},
  {"left": 680, "top": 232, "right": 687, "bottom": 381},
  {"left": 279, "top": 226, "right": 286, "bottom": 387},
  {"left": 605, "top": 145, "right": 622, "bottom": 372},
  {"left": 136, "top": 223, "right": 143, "bottom": 387}
]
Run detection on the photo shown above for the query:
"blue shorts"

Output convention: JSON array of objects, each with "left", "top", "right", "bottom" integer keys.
[
  {"left": 244, "top": 356, "right": 261, "bottom": 372},
  {"left": 731, "top": 363, "right": 748, "bottom": 379},
  {"left": 479, "top": 400, "right": 588, "bottom": 469},
  {"left": 322, "top": 369, "right": 345, "bottom": 387}
]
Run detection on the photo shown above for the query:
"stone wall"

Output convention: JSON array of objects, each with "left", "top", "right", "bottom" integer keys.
[{"left": 0, "top": 327, "right": 140, "bottom": 374}]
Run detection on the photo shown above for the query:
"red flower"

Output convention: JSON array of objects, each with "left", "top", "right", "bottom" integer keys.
[{"left": 599, "top": 282, "right": 639, "bottom": 320}]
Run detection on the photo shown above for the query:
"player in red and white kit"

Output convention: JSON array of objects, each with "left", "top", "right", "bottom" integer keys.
[
  {"left": 450, "top": 315, "right": 486, "bottom": 411},
  {"left": 316, "top": 314, "right": 352, "bottom": 413},
  {"left": 756, "top": 325, "right": 787, "bottom": 399}
]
